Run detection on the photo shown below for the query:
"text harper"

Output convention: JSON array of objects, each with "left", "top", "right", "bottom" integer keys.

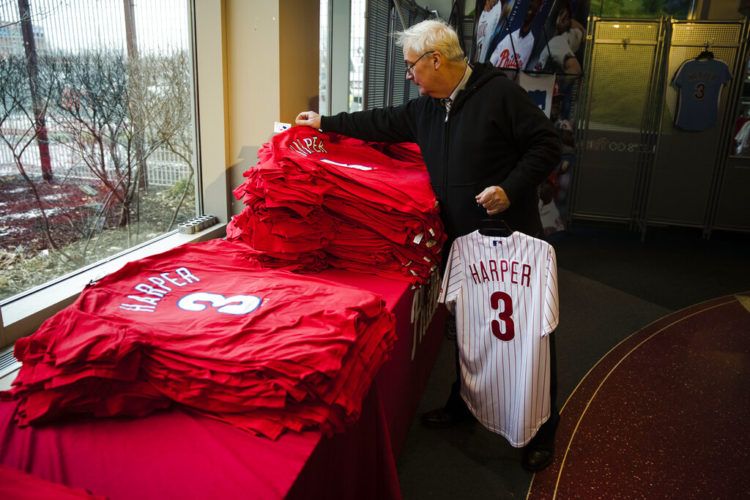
[
  {"left": 119, "top": 267, "right": 200, "bottom": 312},
  {"left": 469, "top": 259, "right": 531, "bottom": 287}
]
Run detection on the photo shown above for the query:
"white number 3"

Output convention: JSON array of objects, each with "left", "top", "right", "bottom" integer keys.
[{"left": 177, "top": 292, "right": 262, "bottom": 315}]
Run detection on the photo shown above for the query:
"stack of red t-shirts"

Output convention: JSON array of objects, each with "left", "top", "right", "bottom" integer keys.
[
  {"left": 227, "top": 127, "right": 445, "bottom": 284},
  {"left": 2, "top": 239, "right": 396, "bottom": 440}
]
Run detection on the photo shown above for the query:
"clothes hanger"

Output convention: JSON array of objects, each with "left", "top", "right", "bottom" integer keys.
[
  {"left": 696, "top": 42, "right": 714, "bottom": 60},
  {"left": 478, "top": 217, "right": 513, "bottom": 237}
]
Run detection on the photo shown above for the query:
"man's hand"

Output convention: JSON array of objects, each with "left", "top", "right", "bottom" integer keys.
[
  {"left": 475, "top": 185, "right": 511, "bottom": 215},
  {"left": 295, "top": 111, "right": 321, "bottom": 129}
]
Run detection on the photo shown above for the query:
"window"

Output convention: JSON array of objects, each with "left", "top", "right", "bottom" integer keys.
[
  {"left": 0, "top": 1, "right": 198, "bottom": 304},
  {"left": 0, "top": 0, "right": 209, "bottom": 349},
  {"left": 590, "top": 0, "right": 693, "bottom": 19},
  {"left": 319, "top": 0, "right": 366, "bottom": 114},
  {"left": 349, "top": 0, "right": 365, "bottom": 112},
  {"left": 319, "top": 0, "right": 330, "bottom": 115},
  {"left": 363, "top": 0, "right": 431, "bottom": 110}
]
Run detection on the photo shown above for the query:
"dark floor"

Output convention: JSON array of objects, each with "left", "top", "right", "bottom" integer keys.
[{"left": 396, "top": 222, "right": 750, "bottom": 499}]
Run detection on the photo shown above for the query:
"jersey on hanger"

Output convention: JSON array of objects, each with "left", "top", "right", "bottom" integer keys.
[
  {"left": 439, "top": 230, "right": 559, "bottom": 447},
  {"left": 673, "top": 57, "right": 731, "bottom": 132}
]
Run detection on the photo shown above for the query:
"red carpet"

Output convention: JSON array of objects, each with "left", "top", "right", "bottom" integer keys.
[{"left": 527, "top": 293, "right": 750, "bottom": 499}]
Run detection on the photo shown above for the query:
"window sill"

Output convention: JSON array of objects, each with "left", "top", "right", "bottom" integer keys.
[{"left": 0, "top": 223, "right": 227, "bottom": 350}]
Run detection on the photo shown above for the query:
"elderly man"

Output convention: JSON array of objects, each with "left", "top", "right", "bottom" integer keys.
[{"left": 296, "top": 19, "right": 560, "bottom": 472}]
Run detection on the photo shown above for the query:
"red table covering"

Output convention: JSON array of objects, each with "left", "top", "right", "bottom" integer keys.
[{"left": 0, "top": 270, "right": 445, "bottom": 499}]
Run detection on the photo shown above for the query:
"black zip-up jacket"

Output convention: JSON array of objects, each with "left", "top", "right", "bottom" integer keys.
[{"left": 321, "top": 63, "right": 561, "bottom": 240}]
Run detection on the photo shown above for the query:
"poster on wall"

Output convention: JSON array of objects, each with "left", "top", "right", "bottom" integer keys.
[
  {"left": 475, "top": 0, "right": 587, "bottom": 84},
  {"left": 475, "top": 0, "right": 589, "bottom": 236},
  {"left": 475, "top": 0, "right": 504, "bottom": 64},
  {"left": 486, "top": 0, "right": 552, "bottom": 71}
]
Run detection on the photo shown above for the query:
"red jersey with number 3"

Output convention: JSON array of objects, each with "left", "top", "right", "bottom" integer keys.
[
  {"left": 8, "top": 239, "right": 396, "bottom": 438},
  {"left": 439, "top": 230, "right": 559, "bottom": 447}
]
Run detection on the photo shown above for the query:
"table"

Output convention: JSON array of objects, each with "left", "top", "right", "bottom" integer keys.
[{"left": 0, "top": 270, "right": 446, "bottom": 499}]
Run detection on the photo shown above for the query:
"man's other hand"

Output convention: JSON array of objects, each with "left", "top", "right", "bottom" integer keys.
[{"left": 295, "top": 111, "right": 322, "bottom": 129}]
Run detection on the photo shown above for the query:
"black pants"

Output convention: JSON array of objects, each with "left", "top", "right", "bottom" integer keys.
[{"left": 445, "top": 321, "right": 559, "bottom": 447}]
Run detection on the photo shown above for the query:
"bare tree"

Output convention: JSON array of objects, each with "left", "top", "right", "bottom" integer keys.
[
  {"left": 0, "top": 50, "right": 196, "bottom": 299},
  {"left": 122, "top": 0, "right": 148, "bottom": 191},
  {"left": 47, "top": 50, "right": 193, "bottom": 248},
  {"left": 17, "top": 0, "right": 53, "bottom": 181},
  {"left": 0, "top": 54, "right": 70, "bottom": 259},
  {"left": 51, "top": 54, "right": 141, "bottom": 237},
  {"left": 147, "top": 51, "right": 195, "bottom": 230}
]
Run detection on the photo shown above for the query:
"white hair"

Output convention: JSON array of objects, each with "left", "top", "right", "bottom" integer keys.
[{"left": 394, "top": 19, "right": 465, "bottom": 61}]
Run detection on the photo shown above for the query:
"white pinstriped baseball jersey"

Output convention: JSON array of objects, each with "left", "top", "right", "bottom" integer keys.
[{"left": 439, "top": 230, "right": 559, "bottom": 447}]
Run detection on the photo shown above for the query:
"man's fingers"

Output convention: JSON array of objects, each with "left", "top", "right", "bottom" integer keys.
[
  {"left": 294, "top": 111, "right": 321, "bottom": 129},
  {"left": 295, "top": 111, "right": 314, "bottom": 124},
  {"left": 475, "top": 186, "right": 493, "bottom": 202}
]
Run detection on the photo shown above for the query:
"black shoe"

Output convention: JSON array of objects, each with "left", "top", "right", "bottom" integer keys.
[
  {"left": 420, "top": 403, "right": 472, "bottom": 429},
  {"left": 522, "top": 411, "right": 559, "bottom": 472},
  {"left": 522, "top": 443, "right": 554, "bottom": 472}
]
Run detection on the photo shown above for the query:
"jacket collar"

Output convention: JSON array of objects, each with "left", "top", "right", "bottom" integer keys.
[{"left": 449, "top": 63, "right": 507, "bottom": 111}]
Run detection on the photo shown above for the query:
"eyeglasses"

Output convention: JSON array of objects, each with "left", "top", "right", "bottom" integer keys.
[{"left": 405, "top": 51, "right": 434, "bottom": 77}]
